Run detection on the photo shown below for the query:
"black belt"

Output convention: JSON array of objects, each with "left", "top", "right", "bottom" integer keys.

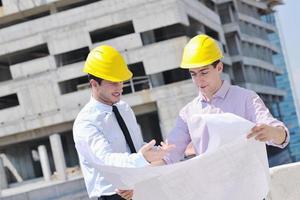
[{"left": 98, "top": 194, "right": 125, "bottom": 200}]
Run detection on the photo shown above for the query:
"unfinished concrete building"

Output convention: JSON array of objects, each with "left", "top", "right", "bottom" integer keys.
[{"left": 0, "top": 0, "right": 288, "bottom": 199}]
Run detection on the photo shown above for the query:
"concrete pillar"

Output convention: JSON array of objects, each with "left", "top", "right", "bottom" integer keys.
[
  {"left": 0, "top": 157, "right": 8, "bottom": 190},
  {"left": 229, "top": 4, "right": 235, "bottom": 22},
  {"left": 234, "top": 34, "right": 242, "bottom": 55},
  {"left": 50, "top": 134, "right": 67, "bottom": 181},
  {"left": 38, "top": 145, "right": 51, "bottom": 181}
]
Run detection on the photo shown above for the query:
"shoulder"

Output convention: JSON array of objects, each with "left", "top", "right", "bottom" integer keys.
[
  {"left": 229, "top": 84, "right": 255, "bottom": 95},
  {"left": 115, "top": 100, "right": 132, "bottom": 111},
  {"left": 115, "top": 100, "right": 136, "bottom": 121},
  {"left": 73, "top": 101, "right": 107, "bottom": 131},
  {"left": 228, "top": 84, "right": 257, "bottom": 100}
]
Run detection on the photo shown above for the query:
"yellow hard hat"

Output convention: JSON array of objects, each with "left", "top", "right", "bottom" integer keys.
[
  {"left": 83, "top": 45, "right": 132, "bottom": 82},
  {"left": 180, "top": 34, "right": 223, "bottom": 69}
]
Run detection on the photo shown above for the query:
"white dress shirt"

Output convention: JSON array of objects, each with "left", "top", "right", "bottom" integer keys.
[{"left": 73, "top": 97, "right": 148, "bottom": 198}]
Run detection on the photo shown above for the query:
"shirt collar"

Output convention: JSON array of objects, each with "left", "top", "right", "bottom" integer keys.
[{"left": 198, "top": 80, "right": 230, "bottom": 102}]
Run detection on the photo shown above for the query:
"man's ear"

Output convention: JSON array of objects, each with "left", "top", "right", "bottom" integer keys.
[
  {"left": 90, "top": 79, "right": 98, "bottom": 88},
  {"left": 217, "top": 62, "right": 223, "bottom": 72}
]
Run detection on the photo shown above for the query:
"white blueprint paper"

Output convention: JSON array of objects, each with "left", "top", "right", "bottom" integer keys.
[{"left": 97, "top": 113, "right": 270, "bottom": 200}]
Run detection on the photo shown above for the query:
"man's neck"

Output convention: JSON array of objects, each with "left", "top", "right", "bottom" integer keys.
[
  {"left": 201, "top": 80, "right": 223, "bottom": 102},
  {"left": 92, "top": 92, "right": 113, "bottom": 106}
]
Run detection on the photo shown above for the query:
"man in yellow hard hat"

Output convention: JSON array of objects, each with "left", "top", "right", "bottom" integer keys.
[
  {"left": 161, "top": 34, "right": 289, "bottom": 164},
  {"left": 73, "top": 45, "right": 173, "bottom": 200}
]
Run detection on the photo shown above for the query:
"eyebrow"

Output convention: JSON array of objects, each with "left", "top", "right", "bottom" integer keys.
[{"left": 189, "top": 67, "right": 210, "bottom": 73}]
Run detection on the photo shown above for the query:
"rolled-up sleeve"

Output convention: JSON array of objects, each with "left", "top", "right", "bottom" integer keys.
[
  {"left": 246, "top": 92, "right": 289, "bottom": 148},
  {"left": 164, "top": 116, "right": 191, "bottom": 164}
]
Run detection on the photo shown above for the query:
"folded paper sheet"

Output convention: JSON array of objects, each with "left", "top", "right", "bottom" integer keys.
[{"left": 98, "top": 113, "right": 270, "bottom": 200}]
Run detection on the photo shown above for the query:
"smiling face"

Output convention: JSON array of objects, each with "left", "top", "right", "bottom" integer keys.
[
  {"left": 189, "top": 62, "right": 223, "bottom": 100},
  {"left": 91, "top": 79, "right": 123, "bottom": 105}
]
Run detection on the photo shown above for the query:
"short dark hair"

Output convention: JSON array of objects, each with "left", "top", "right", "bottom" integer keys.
[
  {"left": 211, "top": 60, "right": 220, "bottom": 68},
  {"left": 88, "top": 74, "right": 103, "bottom": 85}
]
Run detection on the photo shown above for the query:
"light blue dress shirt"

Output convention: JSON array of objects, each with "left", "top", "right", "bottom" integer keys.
[{"left": 73, "top": 97, "right": 148, "bottom": 198}]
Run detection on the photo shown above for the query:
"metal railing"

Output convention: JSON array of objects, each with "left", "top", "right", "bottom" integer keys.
[
  {"left": 123, "top": 76, "right": 152, "bottom": 93},
  {"left": 76, "top": 75, "right": 152, "bottom": 94}
]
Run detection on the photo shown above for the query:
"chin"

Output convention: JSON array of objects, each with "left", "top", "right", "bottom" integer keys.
[{"left": 111, "top": 97, "right": 121, "bottom": 104}]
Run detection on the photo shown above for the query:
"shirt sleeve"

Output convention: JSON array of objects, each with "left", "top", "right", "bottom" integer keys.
[
  {"left": 246, "top": 91, "right": 290, "bottom": 148},
  {"left": 73, "top": 120, "right": 149, "bottom": 169},
  {"left": 164, "top": 116, "right": 191, "bottom": 164}
]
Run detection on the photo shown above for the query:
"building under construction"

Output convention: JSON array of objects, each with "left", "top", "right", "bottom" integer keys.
[{"left": 0, "top": 0, "right": 295, "bottom": 199}]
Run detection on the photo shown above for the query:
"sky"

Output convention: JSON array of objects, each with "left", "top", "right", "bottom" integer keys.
[{"left": 277, "top": 1, "right": 300, "bottom": 112}]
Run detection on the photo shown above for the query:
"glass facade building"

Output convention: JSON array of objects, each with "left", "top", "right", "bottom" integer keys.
[{"left": 262, "top": 13, "right": 300, "bottom": 165}]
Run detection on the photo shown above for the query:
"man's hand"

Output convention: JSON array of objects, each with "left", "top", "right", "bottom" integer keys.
[
  {"left": 139, "top": 140, "right": 175, "bottom": 163},
  {"left": 247, "top": 124, "right": 287, "bottom": 145},
  {"left": 116, "top": 189, "right": 133, "bottom": 200}
]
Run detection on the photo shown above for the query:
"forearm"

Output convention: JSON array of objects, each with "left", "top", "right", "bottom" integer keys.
[
  {"left": 76, "top": 142, "right": 149, "bottom": 168},
  {"left": 100, "top": 151, "right": 149, "bottom": 167},
  {"left": 164, "top": 116, "right": 191, "bottom": 164}
]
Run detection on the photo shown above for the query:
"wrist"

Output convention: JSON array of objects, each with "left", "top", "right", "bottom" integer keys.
[{"left": 274, "top": 126, "right": 287, "bottom": 145}]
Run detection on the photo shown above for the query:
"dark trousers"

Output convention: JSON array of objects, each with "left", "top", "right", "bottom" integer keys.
[{"left": 98, "top": 194, "right": 125, "bottom": 200}]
